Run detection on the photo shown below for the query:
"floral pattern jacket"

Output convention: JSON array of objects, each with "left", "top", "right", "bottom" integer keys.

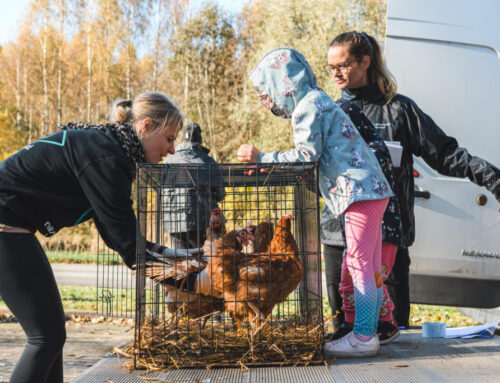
[
  {"left": 249, "top": 48, "right": 393, "bottom": 217},
  {"left": 321, "top": 100, "right": 403, "bottom": 247}
]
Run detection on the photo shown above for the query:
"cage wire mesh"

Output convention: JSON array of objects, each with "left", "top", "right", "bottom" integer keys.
[
  {"left": 96, "top": 227, "right": 136, "bottom": 318},
  {"left": 120, "top": 162, "right": 324, "bottom": 369}
]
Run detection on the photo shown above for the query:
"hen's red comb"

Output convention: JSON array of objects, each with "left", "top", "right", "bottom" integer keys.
[{"left": 211, "top": 208, "right": 222, "bottom": 216}]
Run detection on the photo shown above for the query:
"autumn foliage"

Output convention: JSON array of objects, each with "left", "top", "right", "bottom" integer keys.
[{"left": 0, "top": 0, "right": 386, "bottom": 252}]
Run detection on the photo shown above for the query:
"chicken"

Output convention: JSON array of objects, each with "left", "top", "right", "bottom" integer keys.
[
  {"left": 249, "top": 220, "right": 274, "bottom": 253},
  {"left": 142, "top": 208, "right": 227, "bottom": 320},
  {"left": 210, "top": 215, "right": 303, "bottom": 329},
  {"left": 144, "top": 244, "right": 224, "bottom": 320},
  {"left": 145, "top": 256, "right": 224, "bottom": 318},
  {"left": 202, "top": 207, "right": 227, "bottom": 257},
  {"left": 206, "top": 229, "right": 249, "bottom": 294}
]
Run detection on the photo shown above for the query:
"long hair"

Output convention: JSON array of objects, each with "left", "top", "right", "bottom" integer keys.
[{"left": 330, "top": 31, "right": 397, "bottom": 102}]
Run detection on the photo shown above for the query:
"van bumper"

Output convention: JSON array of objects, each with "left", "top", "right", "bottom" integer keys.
[{"left": 410, "top": 271, "right": 500, "bottom": 308}]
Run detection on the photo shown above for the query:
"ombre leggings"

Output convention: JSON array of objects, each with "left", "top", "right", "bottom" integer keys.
[{"left": 339, "top": 198, "right": 389, "bottom": 336}]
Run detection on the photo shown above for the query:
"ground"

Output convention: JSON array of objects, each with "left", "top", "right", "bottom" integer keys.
[{"left": 0, "top": 314, "right": 133, "bottom": 383}]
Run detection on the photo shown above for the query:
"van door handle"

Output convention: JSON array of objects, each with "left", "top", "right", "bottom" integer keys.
[{"left": 414, "top": 190, "right": 431, "bottom": 199}]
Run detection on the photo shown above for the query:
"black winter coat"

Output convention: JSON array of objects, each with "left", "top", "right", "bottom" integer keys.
[
  {"left": 341, "top": 84, "right": 500, "bottom": 247},
  {"left": 162, "top": 142, "right": 225, "bottom": 234}
]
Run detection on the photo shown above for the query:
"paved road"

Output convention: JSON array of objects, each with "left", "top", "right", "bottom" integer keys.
[
  {"left": 52, "top": 263, "right": 134, "bottom": 288},
  {"left": 52, "top": 263, "right": 98, "bottom": 286},
  {"left": 52, "top": 263, "right": 328, "bottom": 292}
]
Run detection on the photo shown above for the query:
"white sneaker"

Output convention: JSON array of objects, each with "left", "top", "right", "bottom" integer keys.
[{"left": 324, "top": 331, "right": 380, "bottom": 358}]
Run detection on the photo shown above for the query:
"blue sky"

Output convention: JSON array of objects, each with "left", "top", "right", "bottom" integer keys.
[{"left": 0, "top": 0, "right": 248, "bottom": 45}]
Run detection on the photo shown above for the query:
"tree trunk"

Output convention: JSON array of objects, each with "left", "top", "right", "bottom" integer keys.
[
  {"left": 57, "top": 0, "right": 66, "bottom": 127},
  {"left": 183, "top": 63, "right": 189, "bottom": 107},
  {"left": 28, "top": 105, "right": 33, "bottom": 143},
  {"left": 87, "top": 28, "right": 92, "bottom": 122},
  {"left": 41, "top": 32, "right": 49, "bottom": 137},
  {"left": 15, "top": 56, "right": 21, "bottom": 130},
  {"left": 23, "top": 66, "right": 28, "bottom": 122}
]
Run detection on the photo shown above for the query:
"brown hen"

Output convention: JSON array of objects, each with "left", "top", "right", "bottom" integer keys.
[
  {"left": 249, "top": 220, "right": 274, "bottom": 253},
  {"left": 210, "top": 215, "right": 303, "bottom": 329},
  {"left": 143, "top": 208, "right": 227, "bottom": 319}
]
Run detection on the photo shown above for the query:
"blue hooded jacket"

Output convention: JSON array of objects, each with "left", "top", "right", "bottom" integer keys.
[{"left": 249, "top": 48, "right": 393, "bottom": 217}]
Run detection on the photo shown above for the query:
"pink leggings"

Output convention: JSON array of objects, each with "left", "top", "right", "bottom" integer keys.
[
  {"left": 339, "top": 198, "right": 389, "bottom": 336},
  {"left": 341, "top": 242, "right": 397, "bottom": 323}
]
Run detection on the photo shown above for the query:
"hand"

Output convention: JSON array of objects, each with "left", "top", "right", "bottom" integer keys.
[
  {"left": 237, "top": 144, "right": 261, "bottom": 163},
  {"left": 244, "top": 167, "right": 269, "bottom": 176}
]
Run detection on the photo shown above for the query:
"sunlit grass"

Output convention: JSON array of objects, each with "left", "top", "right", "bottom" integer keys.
[
  {"left": 409, "top": 304, "right": 481, "bottom": 328},
  {"left": 46, "top": 251, "right": 123, "bottom": 265}
]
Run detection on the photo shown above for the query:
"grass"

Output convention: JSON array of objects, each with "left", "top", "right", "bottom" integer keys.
[
  {"left": 46, "top": 251, "right": 98, "bottom": 264},
  {"left": 409, "top": 304, "right": 482, "bottom": 328},
  {"left": 0, "top": 285, "right": 98, "bottom": 312},
  {"left": 0, "top": 285, "right": 135, "bottom": 313},
  {"left": 46, "top": 251, "right": 122, "bottom": 265}
]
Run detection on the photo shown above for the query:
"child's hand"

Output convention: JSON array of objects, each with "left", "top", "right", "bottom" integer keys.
[{"left": 237, "top": 144, "right": 261, "bottom": 163}]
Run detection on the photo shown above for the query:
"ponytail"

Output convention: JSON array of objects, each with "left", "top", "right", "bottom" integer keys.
[
  {"left": 330, "top": 31, "right": 397, "bottom": 103},
  {"left": 110, "top": 99, "right": 133, "bottom": 124},
  {"left": 109, "top": 92, "right": 183, "bottom": 138}
]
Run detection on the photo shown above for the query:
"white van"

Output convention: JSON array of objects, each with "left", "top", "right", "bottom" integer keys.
[{"left": 385, "top": 0, "right": 500, "bottom": 308}]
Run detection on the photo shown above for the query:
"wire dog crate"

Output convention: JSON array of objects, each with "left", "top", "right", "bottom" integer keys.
[{"left": 103, "top": 162, "right": 323, "bottom": 368}]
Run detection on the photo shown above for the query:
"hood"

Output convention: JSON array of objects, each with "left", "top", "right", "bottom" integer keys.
[
  {"left": 175, "top": 142, "right": 210, "bottom": 154},
  {"left": 248, "top": 48, "right": 318, "bottom": 119}
]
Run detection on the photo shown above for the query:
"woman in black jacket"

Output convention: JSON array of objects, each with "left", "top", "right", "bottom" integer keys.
[
  {"left": 0, "top": 91, "right": 182, "bottom": 383},
  {"left": 324, "top": 31, "right": 500, "bottom": 329}
]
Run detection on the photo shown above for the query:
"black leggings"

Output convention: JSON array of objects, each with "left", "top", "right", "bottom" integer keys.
[
  {"left": 323, "top": 244, "right": 345, "bottom": 329},
  {"left": 0, "top": 233, "right": 66, "bottom": 383},
  {"left": 386, "top": 247, "right": 411, "bottom": 328}
]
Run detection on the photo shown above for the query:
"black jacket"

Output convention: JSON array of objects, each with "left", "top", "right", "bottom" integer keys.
[
  {"left": 0, "top": 128, "right": 138, "bottom": 266},
  {"left": 162, "top": 142, "right": 225, "bottom": 233},
  {"left": 341, "top": 84, "right": 500, "bottom": 247}
]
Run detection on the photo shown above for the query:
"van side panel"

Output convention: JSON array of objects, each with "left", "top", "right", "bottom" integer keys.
[{"left": 386, "top": 0, "right": 500, "bottom": 307}]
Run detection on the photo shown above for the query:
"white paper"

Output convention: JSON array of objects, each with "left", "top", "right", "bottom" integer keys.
[
  {"left": 384, "top": 141, "right": 403, "bottom": 167},
  {"left": 444, "top": 321, "right": 498, "bottom": 339}
]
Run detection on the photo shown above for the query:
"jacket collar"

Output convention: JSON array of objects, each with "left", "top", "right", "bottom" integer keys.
[
  {"left": 341, "top": 83, "right": 386, "bottom": 103},
  {"left": 175, "top": 142, "right": 210, "bottom": 154}
]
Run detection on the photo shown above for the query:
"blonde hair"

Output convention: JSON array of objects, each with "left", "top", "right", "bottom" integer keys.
[
  {"left": 110, "top": 92, "right": 183, "bottom": 138},
  {"left": 330, "top": 31, "right": 397, "bottom": 103}
]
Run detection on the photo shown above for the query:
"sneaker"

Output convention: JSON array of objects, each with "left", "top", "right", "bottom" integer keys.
[
  {"left": 325, "top": 323, "right": 353, "bottom": 341},
  {"left": 324, "top": 331, "right": 380, "bottom": 358},
  {"left": 377, "top": 320, "right": 400, "bottom": 345}
]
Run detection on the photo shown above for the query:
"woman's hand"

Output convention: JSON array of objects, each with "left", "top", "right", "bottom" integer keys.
[{"left": 237, "top": 144, "right": 261, "bottom": 163}]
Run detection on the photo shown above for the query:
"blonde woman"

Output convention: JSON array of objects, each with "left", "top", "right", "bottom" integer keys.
[{"left": 0, "top": 92, "right": 182, "bottom": 383}]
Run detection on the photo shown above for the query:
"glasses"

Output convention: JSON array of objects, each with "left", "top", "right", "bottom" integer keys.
[{"left": 324, "top": 61, "right": 354, "bottom": 75}]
